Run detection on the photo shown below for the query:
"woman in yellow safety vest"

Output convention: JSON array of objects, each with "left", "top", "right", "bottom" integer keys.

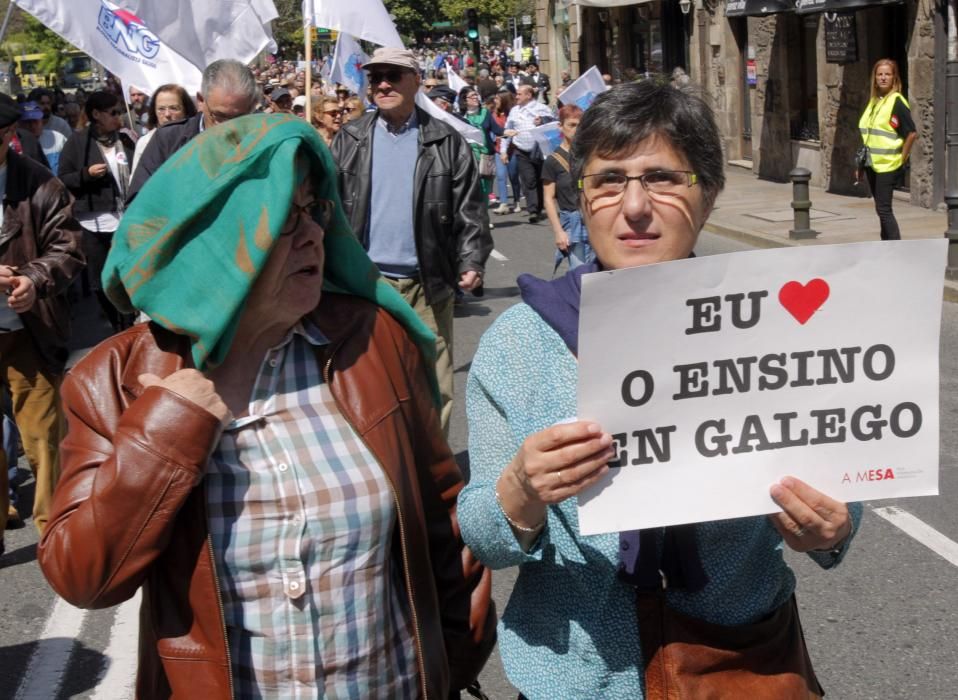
[{"left": 857, "top": 58, "right": 917, "bottom": 240}]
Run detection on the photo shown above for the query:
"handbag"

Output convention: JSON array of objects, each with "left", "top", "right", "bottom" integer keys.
[
  {"left": 637, "top": 591, "right": 823, "bottom": 700},
  {"left": 479, "top": 153, "right": 496, "bottom": 177}
]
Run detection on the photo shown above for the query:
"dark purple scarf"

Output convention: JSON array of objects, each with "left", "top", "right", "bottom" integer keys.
[{"left": 517, "top": 263, "right": 708, "bottom": 592}]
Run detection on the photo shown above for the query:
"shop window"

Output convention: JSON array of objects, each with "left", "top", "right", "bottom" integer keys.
[
  {"left": 630, "top": 4, "right": 663, "bottom": 77},
  {"left": 789, "top": 15, "right": 819, "bottom": 141}
]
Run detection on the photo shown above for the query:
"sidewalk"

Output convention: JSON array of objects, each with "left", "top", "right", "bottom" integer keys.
[{"left": 705, "top": 164, "right": 958, "bottom": 302}]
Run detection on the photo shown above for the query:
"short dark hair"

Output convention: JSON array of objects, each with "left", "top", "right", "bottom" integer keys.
[
  {"left": 84, "top": 90, "right": 120, "bottom": 121},
  {"left": 571, "top": 81, "right": 725, "bottom": 205}
]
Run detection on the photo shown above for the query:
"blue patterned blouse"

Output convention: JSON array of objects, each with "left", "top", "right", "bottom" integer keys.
[{"left": 458, "top": 303, "right": 863, "bottom": 700}]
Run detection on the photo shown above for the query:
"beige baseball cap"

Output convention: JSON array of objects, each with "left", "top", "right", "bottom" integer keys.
[{"left": 362, "top": 47, "right": 420, "bottom": 73}]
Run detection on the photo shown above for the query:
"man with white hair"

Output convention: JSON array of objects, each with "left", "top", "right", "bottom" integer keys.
[{"left": 128, "top": 59, "right": 260, "bottom": 201}]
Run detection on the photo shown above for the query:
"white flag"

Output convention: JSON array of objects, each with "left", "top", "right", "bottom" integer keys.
[
  {"left": 330, "top": 32, "right": 369, "bottom": 100},
  {"left": 530, "top": 121, "right": 563, "bottom": 157},
  {"left": 444, "top": 61, "right": 468, "bottom": 94},
  {"left": 414, "top": 92, "right": 484, "bottom": 147},
  {"left": 15, "top": 0, "right": 203, "bottom": 96},
  {"left": 557, "top": 65, "right": 609, "bottom": 110},
  {"left": 303, "top": 0, "right": 402, "bottom": 49},
  {"left": 111, "top": 0, "right": 278, "bottom": 69}
]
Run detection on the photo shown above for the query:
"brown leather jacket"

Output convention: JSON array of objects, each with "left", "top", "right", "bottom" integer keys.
[
  {"left": 0, "top": 150, "right": 84, "bottom": 373},
  {"left": 39, "top": 294, "right": 495, "bottom": 699}
]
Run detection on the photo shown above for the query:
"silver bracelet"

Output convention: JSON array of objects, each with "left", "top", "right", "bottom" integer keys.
[{"left": 494, "top": 488, "right": 545, "bottom": 533}]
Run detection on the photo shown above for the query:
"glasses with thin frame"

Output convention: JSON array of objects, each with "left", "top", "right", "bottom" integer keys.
[
  {"left": 578, "top": 170, "right": 699, "bottom": 202},
  {"left": 280, "top": 198, "right": 335, "bottom": 236}
]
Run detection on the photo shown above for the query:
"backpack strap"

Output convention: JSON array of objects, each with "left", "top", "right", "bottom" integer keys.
[{"left": 551, "top": 149, "right": 571, "bottom": 173}]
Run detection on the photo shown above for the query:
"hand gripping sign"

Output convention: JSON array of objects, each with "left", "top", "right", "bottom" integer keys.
[{"left": 576, "top": 240, "right": 947, "bottom": 535}]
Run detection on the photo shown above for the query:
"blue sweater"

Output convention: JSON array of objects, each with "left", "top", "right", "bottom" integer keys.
[{"left": 458, "top": 303, "right": 862, "bottom": 699}]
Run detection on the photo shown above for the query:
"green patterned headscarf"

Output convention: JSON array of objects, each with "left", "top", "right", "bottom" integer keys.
[{"left": 103, "top": 113, "right": 438, "bottom": 397}]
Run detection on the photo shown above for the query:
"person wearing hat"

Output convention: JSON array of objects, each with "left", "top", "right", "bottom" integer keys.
[
  {"left": 330, "top": 46, "right": 492, "bottom": 435},
  {"left": 19, "top": 100, "right": 67, "bottom": 173},
  {"left": 427, "top": 84, "right": 460, "bottom": 113},
  {"left": 269, "top": 87, "right": 293, "bottom": 114},
  {"left": 0, "top": 93, "right": 84, "bottom": 556}
]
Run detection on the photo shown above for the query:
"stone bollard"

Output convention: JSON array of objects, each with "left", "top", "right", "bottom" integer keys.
[{"left": 788, "top": 167, "right": 819, "bottom": 240}]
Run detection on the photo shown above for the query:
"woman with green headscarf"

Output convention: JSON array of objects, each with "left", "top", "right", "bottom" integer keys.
[{"left": 37, "top": 113, "right": 495, "bottom": 699}]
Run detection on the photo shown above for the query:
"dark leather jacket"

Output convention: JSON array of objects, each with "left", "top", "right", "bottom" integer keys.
[
  {"left": 127, "top": 114, "right": 203, "bottom": 203},
  {"left": 39, "top": 294, "right": 495, "bottom": 699},
  {"left": 330, "top": 107, "right": 492, "bottom": 305},
  {"left": 0, "top": 150, "right": 84, "bottom": 373}
]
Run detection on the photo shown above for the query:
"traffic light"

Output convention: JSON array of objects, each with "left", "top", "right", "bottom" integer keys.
[{"left": 466, "top": 8, "right": 479, "bottom": 41}]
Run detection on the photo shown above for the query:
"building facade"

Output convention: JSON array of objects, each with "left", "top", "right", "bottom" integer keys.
[{"left": 537, "top": 0, "right": 942, "bottom": 210}]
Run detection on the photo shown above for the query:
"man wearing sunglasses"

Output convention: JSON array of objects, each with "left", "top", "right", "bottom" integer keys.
[{"left": 331, "top": 47, "right": 491, "bottom": 434}]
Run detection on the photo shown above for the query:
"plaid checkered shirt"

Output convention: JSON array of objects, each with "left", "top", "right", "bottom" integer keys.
[{"left": 206, "top": 322, "right": 419, "bottom": 699}]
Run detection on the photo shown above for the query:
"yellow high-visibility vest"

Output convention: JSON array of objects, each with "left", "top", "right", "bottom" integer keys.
[{"left": 858, "top": 92, "right": 909, "bottom": 173}]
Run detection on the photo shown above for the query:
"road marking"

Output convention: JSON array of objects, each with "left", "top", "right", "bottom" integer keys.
[
  {"left": 873, "top": 506, "right": 958, "bottom": 567},
  {"left": 14, "top": 596, "right": 87, "bottom": 700},
  {"left": 490, "top": 249, "right": 509, "bottom": 262},
  {"left": 91, "top": 590, "right": 141, "bottom": 700}
]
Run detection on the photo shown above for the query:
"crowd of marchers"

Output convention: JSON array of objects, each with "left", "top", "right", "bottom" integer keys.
[{"left": 0, "top": 39, "right": 864, "bottom": 700}]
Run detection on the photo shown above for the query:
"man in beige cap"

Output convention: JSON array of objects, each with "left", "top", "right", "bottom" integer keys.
[{"left": 331, "top": 47, "right": 491, "bottom": 434}]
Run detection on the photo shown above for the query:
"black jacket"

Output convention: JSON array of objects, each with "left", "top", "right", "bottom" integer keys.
[
  {"left": 127, "top": 113, "right": 203, "bottom": 202},
  {"left": 57, "top": 127, "right": 135, "bottom": 221},
  {"left": 330, "top": 107, "right": 492, "bottom": 305},
  {"left": 1, "top": 151, "right": 84, "bottom": 373}
]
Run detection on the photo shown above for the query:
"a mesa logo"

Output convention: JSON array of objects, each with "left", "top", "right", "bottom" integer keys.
[
  {"left": 97, "top": 1, "right": 160, "bottom": 62},
  {"left": 841, "top": 468, "right": 895, "bottom": 484}
]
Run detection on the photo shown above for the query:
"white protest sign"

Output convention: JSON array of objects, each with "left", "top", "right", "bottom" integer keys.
[
  {"left": 558, "top": 65, "right": 608, "bottom": 110},
  {"left": 577, "top": 239, "right": 946, "bottom": 536}
]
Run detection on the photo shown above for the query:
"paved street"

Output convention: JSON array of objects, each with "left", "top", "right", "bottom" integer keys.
[{"left": 2, "top": 202, "right": 958, "bottom": 698}]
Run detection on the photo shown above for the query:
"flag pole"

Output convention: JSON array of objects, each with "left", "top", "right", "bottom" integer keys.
[
  {"left": 121, "top": 82, "right": 136, "bottom": 135},
  {"left": 305, "top": 21, "right": 313, "bottom": 126}
]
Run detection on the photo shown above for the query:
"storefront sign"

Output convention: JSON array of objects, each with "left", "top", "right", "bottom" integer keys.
[
  {"left": 796, "top": 0, "right": 903, "bottom": 14},
  {"left": 726, "top": 0, "right": 793, "bottom": 17},
  {"left": 576, "top": 240, "right": 946, "bottom": 535},
  {"left": 824, "top": 12, "right": 858, "bottom": 64}
]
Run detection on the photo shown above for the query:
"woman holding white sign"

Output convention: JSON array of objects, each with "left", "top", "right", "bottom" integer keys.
[{"left": 459, "top": 81, "right": 862, "bottom": 699}]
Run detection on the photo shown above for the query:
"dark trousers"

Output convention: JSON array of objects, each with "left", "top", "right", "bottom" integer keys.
[
  {"left": 865, "top": 167, "right": 902, "bottom": 241},
  {"left": 515, "top": 148, "right": 544, "bottom": 215}
]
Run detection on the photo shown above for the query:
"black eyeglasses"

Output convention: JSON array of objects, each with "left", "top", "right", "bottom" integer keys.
[
  {"left": 368, "top": 69, "right": 410, "bottom": 85},
  {"left": 106, "top": 109, "right": 123, "bottom": 116},
  {"left": 279, "top": 199, "right": 335, "bottom": 236}
]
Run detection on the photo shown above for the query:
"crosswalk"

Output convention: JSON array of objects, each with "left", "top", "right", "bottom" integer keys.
[
  {"left": 11, "top": 502, "right": 958, "bottom": 699},
  {"left": 13, "top": 592, "right": 140, "bottom": 700}
]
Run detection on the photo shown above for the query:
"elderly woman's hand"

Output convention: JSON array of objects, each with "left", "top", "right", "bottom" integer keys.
[
  {"left": 768, "top": 476, "right": 852, "bottom": 553},
  {"left": 139, "top": 370, "right": 232, "bottom": 427},
  {"left": 496, "top": 422, "right": 614, "bottom": 530}
]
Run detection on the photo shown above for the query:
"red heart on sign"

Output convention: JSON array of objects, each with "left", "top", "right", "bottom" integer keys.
[{"left": 778, "top": 279, "right": 830, "bottom": 324}]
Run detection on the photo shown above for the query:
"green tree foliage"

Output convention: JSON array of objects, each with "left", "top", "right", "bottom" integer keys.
[
  {"left": 20, "top": 13, "right": 74, "bottom": 75},
  {"left": 385, "top": 0, "right": 442, "bottom": 38},
  {"left": 438, "top": 0, "right": 534, "bottom": 29}
]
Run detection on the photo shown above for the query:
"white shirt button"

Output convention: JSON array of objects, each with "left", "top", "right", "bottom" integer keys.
[
  {"left": 289, "top": 581, "right": 300, "bottom": 591},
  {"left": 268, "top": 357, "right": 278, "bottom": 368},
  {"left": 278, "top": 463, "right": 289, "bottom": 472}
]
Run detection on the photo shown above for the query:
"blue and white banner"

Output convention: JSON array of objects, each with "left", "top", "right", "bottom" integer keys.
[
  {"left": 557, "top": 65, "right": 609, "bottom": 110},
  {"left": 109, "top": 0, "right": 278, "bottom": 70},
  {"left": 329, "top": 32, "right": 369, "bottom": 100},
  {"left": 530, "top": 121, "right": 563, "bottom": 157},
  {"left": 15, "top": 0, "right": 203, "bottom": 96}
]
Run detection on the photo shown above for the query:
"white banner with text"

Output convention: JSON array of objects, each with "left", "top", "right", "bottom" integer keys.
[{"left": 576, "top": 240, "right": 946, "bottom": 535}]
